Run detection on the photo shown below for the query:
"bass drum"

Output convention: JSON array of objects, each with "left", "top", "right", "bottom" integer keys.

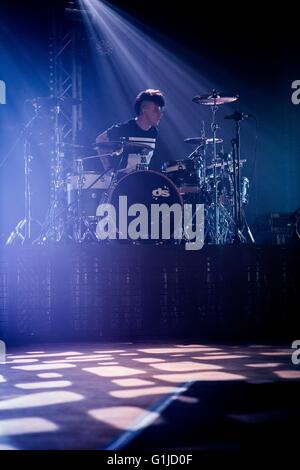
[{"left": 107, "top": 170, "right": 183, "bottom": 243}]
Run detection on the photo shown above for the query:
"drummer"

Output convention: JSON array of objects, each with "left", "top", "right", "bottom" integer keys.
[{"left": 95, "top": 89, "right": 165, "bottom": 173}]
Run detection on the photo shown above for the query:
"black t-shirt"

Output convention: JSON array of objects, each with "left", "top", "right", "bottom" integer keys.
[{"left": 106, "top": 118, "right": 158, "bottom": 171}]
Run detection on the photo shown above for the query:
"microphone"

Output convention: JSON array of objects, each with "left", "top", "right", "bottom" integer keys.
[{"left": 224, "top": 111, "right": 254, "bottom": 121}]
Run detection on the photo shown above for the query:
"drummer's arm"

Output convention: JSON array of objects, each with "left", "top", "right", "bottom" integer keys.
[{"left": 96, "top": 131, "right": 111, "bottom": 171}]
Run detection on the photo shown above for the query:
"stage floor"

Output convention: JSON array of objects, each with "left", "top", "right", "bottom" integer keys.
[{"left": 0, "top": 342, "right": 299, "bottom": 450}]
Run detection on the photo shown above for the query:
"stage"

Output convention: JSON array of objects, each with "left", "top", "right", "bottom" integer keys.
[
  {"left": 0, "top": 244, "right": 299, "bottom": 344},
  {"left": 1, "top": 241, "right": 299, "bottom": 454},
  {"left": 0, "top": 342, "right": 299, "bottom": 451}
]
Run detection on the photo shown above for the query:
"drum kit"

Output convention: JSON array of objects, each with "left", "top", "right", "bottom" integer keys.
[{"left": 6, "top": 90, "right": 254, "bottom": 246}]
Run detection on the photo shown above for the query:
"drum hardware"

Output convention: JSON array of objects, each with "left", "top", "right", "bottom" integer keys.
[
  {"left": 228, "top": 112, "right": 255, "bottom": 243},
  {"left": 94, "top": 140, "right": 153, "bottom": 154},
  {"left": 190, "top": 91, "right": 254, "bottom": 245},
  {"left": 12, "top": 90, "right": 254, "bottom": 247},
  {"left": 204, "top": 203, "right": 236, "bottom": 245},
  {"left": 184, "top": 136, "right": 224, "bottom": 184},
  {"left": 241, "top": 177, "right": 250, "bottom": 205},
  {"left": 187, "top": 120, "right": 209, "bottom": 185},
  {"left": 192, "top": 90, "right": 228, "bottom": 244},
  {"left": 192, "top": 93, "right": 239, "bottom": 106},
  {"left": 192, "top": 90, "right": 238, "bottom": 244},
  {"left": 162, "top": 159, "right": 202, "bottom": 188},
  {"left": 32, "top": 97, "right": 71, "bottom": 243},
  {"left": 6, "top": 111, "right": 42, "bottom": 245},
  {"left": 38, "top": 142, "right": 154, "bottom": 243},
  {"left": 185, "top": 145, "right": 204, "bottom": 181},
  {"left": 205, "top": 158, "right": 246, "bottom": 170},
  {"left": 184, "top": 137, "right": 223, "bottom": 145},
  {"left": 68, "top": 159, "right": 99, "bottom": 242},
  {"left": 36, "top": 156, "right": 116, "bottom": 243},
  {"left": 65, "top": 158, "right": 118, "bottom": 242}
]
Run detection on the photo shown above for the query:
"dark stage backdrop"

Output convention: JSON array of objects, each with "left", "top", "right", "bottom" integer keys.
[{"left": 0, "top": 0, "right": 299, "bottom": 243}]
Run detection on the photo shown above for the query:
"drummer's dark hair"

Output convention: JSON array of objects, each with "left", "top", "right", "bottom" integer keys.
[{"left": 134, "top": 89, "right": 165, "bottom": 116}]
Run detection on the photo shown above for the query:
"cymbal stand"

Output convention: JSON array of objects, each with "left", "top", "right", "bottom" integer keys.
[
  {"left": 6, "top": 113, "right": 42, "bottom": 245},
  {"left": 200, "top": 120, "right": 207, "bottom": 185},
  {"left": 187, "top": 120, "right": 206, "bottom": 184},
  {"left": 34, "top": 102, "right": 67, "bottom": 243},
  {"left": 36, "top": 160, "right": 114, "bottom": 243},
  {"left": 230, "top": 113, "right": 254, "bottom": 243},
  {"left": 210, "top": 91, "right": 220, "bottom": 244}
]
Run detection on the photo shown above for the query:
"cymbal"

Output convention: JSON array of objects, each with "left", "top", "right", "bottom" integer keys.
[
  {"left": 192, "top": 93, "right": 238, "bottom": 105},
  {"left": 94, "top": 141, "right": 153, "bottom": 153},
  {"left": 184, "top": 137, "right": 223, "bottom": 145},
  {"left": 75, "top": 155, "right": 121, "bottom": 162},
  {"left": 78, "top": 154, "right": 120, "bottom": 160}
]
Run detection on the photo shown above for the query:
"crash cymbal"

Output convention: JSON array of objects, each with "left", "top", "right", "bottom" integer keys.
[
  {"left": 184, "top": 137, "right": 223, "bottom": 145},
  {"left": 94, "top": 141, "right": 153, "bottom": 153},
  {"left": 192, "top": 93, "right": 238, "bottom": 105}
]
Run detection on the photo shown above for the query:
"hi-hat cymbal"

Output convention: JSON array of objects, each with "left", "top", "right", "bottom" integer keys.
[
  {"left": 184, "top": 137, "right": 223, "bottom": 145},
  {"left": 94, "top": 141, "right": 153, "bottom": 153},
  {"left": 192, "top": 93, "right": 238, "bottom": 105}
]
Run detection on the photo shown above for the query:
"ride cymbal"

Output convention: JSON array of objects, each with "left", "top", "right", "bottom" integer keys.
[{"left": 192, "top": 93, "right": 238, "bottom": 105}]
